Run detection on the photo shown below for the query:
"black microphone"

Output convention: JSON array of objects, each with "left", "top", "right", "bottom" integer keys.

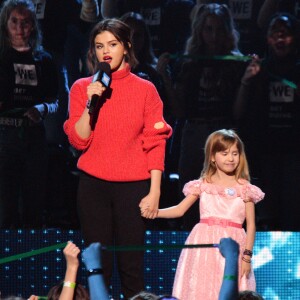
[{"left": 88, "top": 62, "right": 112, "bottom": 115}]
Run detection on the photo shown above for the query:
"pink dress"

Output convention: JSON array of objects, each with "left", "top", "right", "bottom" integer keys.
[{"left": 172, "top": 179, "right": 264, "bottom": 300}]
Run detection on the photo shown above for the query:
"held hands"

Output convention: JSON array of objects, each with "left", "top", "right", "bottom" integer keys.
[
  {"left": 139, "top": 192, "right": 159, "bottom": 219},
  {"left": 87, "top": 81, "right": 106, "bottom": 100}
]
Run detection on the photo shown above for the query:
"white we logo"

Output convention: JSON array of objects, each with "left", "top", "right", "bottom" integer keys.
[
  {"left": 229, "top": 0, "right": 252, "bottom": 20},
  {"left": 269, "top": 82, "right": 294, "bottom": 103},
  {"left": 14, "top": 64, "right": 37, "bottom": 86}
]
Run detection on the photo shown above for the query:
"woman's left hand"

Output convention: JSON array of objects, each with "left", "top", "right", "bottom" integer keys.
[
  {"left": 241, "top": 259, "right": 251, "bottom": 278},
  {"left": 139, "top": 192, "right": 159, "bottom": 219}
]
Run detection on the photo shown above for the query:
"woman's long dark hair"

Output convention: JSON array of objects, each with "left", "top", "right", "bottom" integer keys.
[{"left": 87, "top": 18, "right": 138, "bottom": 74}]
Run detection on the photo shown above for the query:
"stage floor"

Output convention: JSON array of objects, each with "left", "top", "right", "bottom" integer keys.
[{"left": 0, "top": 230, "right": 299, "bottom": 299}]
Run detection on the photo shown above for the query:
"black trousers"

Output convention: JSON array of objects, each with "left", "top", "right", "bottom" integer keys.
[{"left": 77, "top": 172, "right": 149, "bottom": 299}]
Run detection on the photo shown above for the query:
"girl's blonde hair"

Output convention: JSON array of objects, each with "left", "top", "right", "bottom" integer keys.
[{"left": 201, "top": 129, "right": 250, "bottom": 182}]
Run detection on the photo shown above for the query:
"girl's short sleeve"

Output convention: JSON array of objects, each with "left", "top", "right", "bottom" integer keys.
[
  {"left": 241, "top": 183, "right": 265, "bottom": 204},
  {"left": 183, "top": 179, "right": 202, "bottom": 197}
]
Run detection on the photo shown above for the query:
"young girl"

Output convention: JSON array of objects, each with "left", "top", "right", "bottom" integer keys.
[
  {"left": 63, "top": 18, "right": 172, "bottom": 299},
  {"left": 141, "top": 129, "right": 264, "bottom": 300}
]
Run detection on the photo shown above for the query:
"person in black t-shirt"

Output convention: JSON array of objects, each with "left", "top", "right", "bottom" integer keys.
[
  {"left": 0, "top": 0, "right": 58, "bottom": 228},
  {"left": 235, "top": 13, "right": 300, "bottom": 231}
]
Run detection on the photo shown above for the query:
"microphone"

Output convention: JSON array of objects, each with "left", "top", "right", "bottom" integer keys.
[{"left": 88, "top": 62, "right": 112, "bottom": 115}]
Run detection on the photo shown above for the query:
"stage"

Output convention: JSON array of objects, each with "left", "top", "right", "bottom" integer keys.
[{"left": 0, "top": 230, "right": 299, "bottom": 299}]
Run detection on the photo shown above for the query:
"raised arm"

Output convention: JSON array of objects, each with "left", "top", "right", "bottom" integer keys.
[
  {"left": 233, "top": 57, "right": 261, "bottom": 121},
  {"left": 156, "top": 53, "right": 181, "bottom": 118},
  {"left": 59, "top": 241, "right": 81, "bottom": 300},
  {"left": 82, "top": 243, "right": 110, "bottom": 300},
  {"left": 218, "top": 238, "right": 239, "bottom": 300}
]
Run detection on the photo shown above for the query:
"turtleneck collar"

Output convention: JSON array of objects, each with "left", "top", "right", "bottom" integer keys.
[{"left": 111, "top": 63, "right": 131, "bottom": 80}]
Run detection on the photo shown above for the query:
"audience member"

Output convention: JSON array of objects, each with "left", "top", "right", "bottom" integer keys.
[
  {"left": 119, "top": 12, "right": 165, "bottom": 102},
  {"left": 81, "top": 238, "right": 243, "bottom": 300},
  {"left": 47, "top": 241, "right": 90, "bottom": 300},
  {"left": 101, "top": 0, "right": 195, "bottom": 56},
  {"left": 238, "top": 290, "right": 264, "bottom": 300},
  {"left": 31, "top": 0, "right": 69, "bottom": 146},
  {"left": 257, "top": 0, "right": 300, "bottom": 31},
  {"left": 158, "top": 3, "right": 247, "bottom": 230},
  {"left": 63, "top": 18, "right": 172, "bottom": 298},
  {"left": 196, "top": 0, "right": 265, "bottom": 56},
  {"left": 64, "top": 0, "right": 100, "bottom": 88},
  {"left": 46, "top": 283, "right": 89, "bottom": 300},
  {"left": 30, "top": 0, "right": 76, "bottom": 228},
  {"left": 0, "top": 0, "right": 58, "bottom": 228},
  {"left": 141, "top": 129, "right": 264, "bottom": 299},
  {"left": 130, "top": 291, "right": 161, "bottom": 300},
  {"left": 81, "top": 243, "right": 110, "bottom": 300},
  {"left": 27, "top": 242, "right": 89, "bottom": 300},
  {"left": 234, "top": 13, "right": 300, "bottom": 231},
  {"left": 218, "top": 237, "right": 239, "bottom": 300}
]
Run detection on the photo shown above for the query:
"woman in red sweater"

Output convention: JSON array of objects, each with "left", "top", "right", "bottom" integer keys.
[{"left": 64, "top": 18, "right": 172, "bottom": 299}]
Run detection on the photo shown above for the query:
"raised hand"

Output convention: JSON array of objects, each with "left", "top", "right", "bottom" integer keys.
[{"left": 82, "top": 242, "right": 102, "bottom": 270}]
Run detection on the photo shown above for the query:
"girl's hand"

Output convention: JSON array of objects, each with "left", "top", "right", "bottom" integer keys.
[
  {"left": 241, "top": 55, "right": 261, "bottom": 85},
  {"left": 87, "top": 81, "right": 106, "bottom": 100},
  {"left": 139, "top": 192, "right": 160, "bottom": 219},
  {"left": 241, "top": 259, "right": 251, "bottom": 278}
]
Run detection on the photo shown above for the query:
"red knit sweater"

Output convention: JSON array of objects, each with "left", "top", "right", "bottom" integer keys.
[{"left": 64, "top": 65, "right": 172, "bottom": 181}]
